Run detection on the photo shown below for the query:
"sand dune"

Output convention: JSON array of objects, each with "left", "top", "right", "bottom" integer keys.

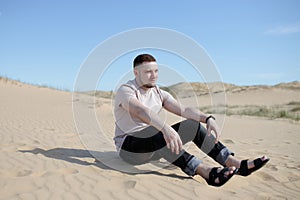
[{"left": 0, "top": 78, "right": 299, "bottom": 199}]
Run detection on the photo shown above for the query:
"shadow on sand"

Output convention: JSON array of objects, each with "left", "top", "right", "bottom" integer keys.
[{"left": 19, "top": 147, "right": 191, "bottom": 180}]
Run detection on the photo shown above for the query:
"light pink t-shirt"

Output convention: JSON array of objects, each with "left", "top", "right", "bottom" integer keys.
[{"left": 113, "top": 79, "right": 173, "bottom": 151}]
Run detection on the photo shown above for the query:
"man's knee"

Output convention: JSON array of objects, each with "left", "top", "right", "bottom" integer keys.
[
  {"left": 175, "top": 119, "right": 201, "bottom": 143},
  {"left": 178, "top": 119, "right": 200, "bottom": 133}
]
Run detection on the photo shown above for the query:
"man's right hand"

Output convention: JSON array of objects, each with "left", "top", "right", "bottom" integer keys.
[{"left": 162, "top": 126, "right": 183, "bottom": 155}]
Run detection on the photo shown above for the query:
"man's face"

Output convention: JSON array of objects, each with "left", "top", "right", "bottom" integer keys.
[{"left": 134, "top": 62, "right": 158, "bottom": 88}]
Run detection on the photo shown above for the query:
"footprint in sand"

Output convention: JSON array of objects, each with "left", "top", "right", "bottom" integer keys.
[
  {"left": 258, "top": 172, "right": 279, "bottom": 182},
  {"left": 124, "top": 180, "right": 137, "bottom": 189},
  {"left": 16, "top": 169, "right": 32, "bottom": 177},
  {"left": 288, "top": 174, "right": 300, "bottom": 182},
  {"left": 58, "top": 168, "right": 79, "bottom": 174},
  {"left": 42, "top": 168, "right": 79, "bottom": 177},
  {"left": 267, "top": 164, "right": 278, "bottom": 171},
  {"left": 223, "top": 139, "right": 235, "bottom": 144},
  {"left": 284, "top": 162, "right": 299, "bottom": 170},
  {"left": 33, "top": 140, "right": 40, "bottom": 144}
]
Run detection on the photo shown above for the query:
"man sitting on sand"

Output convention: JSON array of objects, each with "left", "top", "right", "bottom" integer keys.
[{"left": 113, "top": 54, "right": 269, "bottom": 187}]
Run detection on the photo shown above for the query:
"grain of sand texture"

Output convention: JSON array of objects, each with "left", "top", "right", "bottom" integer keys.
[{"left": 0, "top": 78, "right": 299, "bottom": 200}]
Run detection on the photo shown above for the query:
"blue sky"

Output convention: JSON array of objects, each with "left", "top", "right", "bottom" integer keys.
[{"left": 1, "top": 0, "right": 300, "bottom": 91}]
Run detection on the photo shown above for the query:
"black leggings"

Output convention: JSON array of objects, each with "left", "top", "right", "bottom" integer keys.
[{"left": 120, "top": 119, "right": 232, "bottom": 172}]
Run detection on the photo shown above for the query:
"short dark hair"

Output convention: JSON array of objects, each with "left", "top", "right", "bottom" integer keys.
[{"left": 133, "top": 54, "right": 156, "bottom": 68}]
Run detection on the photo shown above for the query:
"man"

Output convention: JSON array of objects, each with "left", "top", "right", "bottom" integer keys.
[{"left": 113, "top": 54, "right": 269, "bottom": 187}]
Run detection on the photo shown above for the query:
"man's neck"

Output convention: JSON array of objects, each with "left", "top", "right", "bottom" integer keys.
[{"left": 134, "top": 79, "right": 152, "bottom": 92}]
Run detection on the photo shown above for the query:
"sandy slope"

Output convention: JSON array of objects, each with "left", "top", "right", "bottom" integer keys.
[{"left": 0, "top": 79, "right": 299, "bottom": 200}]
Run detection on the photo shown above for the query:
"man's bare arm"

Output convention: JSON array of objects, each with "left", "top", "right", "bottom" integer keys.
[{"left": 163, "top": 97, "right": 208, "bottom": 122}]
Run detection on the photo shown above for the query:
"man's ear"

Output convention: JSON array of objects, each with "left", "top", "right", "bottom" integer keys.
[{"left": 134, "top": 68, "right": 138, "bottom": 76}]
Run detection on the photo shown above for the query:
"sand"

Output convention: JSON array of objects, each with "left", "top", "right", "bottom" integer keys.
[{"left": 0, "top": 78, "right": 299, "bottom": 200}]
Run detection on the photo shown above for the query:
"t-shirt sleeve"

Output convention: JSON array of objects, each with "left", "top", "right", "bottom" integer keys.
[
  {"left": 160, "top": 89, "right": 176, "bottom": 104},
  {"left": 115, "top": 85, "right": 137, "bottom": 108}
]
